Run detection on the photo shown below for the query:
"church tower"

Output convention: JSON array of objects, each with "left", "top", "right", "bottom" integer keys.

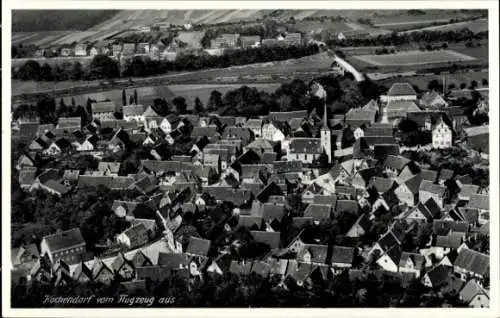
[{"left": 320, "top": 101, "right": 332, "bottom": 163}]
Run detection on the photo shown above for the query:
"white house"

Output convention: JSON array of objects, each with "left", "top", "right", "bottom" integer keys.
[{"left": 432, "top": 116, "right": 452, "bottom": 149}]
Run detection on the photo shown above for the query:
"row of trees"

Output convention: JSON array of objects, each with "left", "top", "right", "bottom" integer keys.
[{"left": 326, "top": 28, "right": 487, "bottom": 47}]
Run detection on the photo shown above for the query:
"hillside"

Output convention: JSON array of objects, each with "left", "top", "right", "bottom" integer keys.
[{"left": 12, "top": 10, "right": 120, "bottom": 32}]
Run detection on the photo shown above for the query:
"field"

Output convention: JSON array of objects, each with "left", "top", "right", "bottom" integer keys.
[
  {"left": 12, "top": 31, "right": 74, "bottom": 46},
  {"left": 12, "top": 52, "right": 335, "bottom": 99},
  {"left": 352, "top": 50, "right": 476, "bottom": 66},
  {"left": 448, "top": 42, "right": 488, "bottom": 62},
  {"left": 55, "top": 83, "right": 282, "bottom": 108},
  {"left": 399, "top": 18, "right": 488, "bottom": 34},
  {"left": 371, "top": 10, "right": 483, "bottom": 27}
]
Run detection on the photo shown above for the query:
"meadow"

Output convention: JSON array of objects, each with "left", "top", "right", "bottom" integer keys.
[{"left": 352, "top": 50, "right": 476, "bottom": 66}]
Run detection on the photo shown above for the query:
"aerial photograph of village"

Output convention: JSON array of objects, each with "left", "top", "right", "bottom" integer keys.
[{"left": 9, "top": 8, "right": 491, "bottom": 309}]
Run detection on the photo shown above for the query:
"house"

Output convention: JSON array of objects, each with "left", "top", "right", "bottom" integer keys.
[
  {"left": 244, "top": 138, "right": 274, "bottom": 154},
  {"left": 89, "top": 47, "right": 99, "bottom": 56},
  {"left": 261, "top": 121, "right": 288, "bottom": 142},
  {"left": 287, "top": 138, "right": 323, "bottom": 163},
  {"left": 422, "top": 265, "right": 453, "bottom": 288},
  {"left": 19, "top": 168, "right": 37, "bottom": 190},
  {"left": 382, "top": 155, "right": 412, "bottom": 177},
  {"left": 453, "top": 247, "right": 489, "bottom": 281},
  {"left": 376, "top": 245, "right": 401, "bottom": 272},
  {"left": 29, "top": 254, "right": 52, "bottom": 283},
  {"left": 92, "top": 259, "right": 114, "bottom": 284},
  {"left": 250, "top": 231, "right": 281, "bottom": 249},
  {"left": 331, "top": 246, "right": 355, "bottom": 272},
  {"left": 386, "top": 100, "right": 422, "bottom": 122},
  {"left": 459, "top": 279, "right": 489, "bottom": 308},
  {"left": 11, "top": 244, "right": 39, "bottom": 266},
  {"left": 346, "top": 214, "right": 372, "bottom": 238},
  {"left": 40, "top": 228, "right": 86, "bottom": 264},
  {"left": 420, "top": 91, "right": 448, "bottom": 109},
  {"left": 44, "top": 138, "right": 72, "bottom": 156},
  {"left": 398, "top": 252, "right": 425, "bottom": 278},
  {"left": 303, "top": 204, "right": 331, "bottom": 223},
  {"left": 72, "top": 260, "right": 93, "bottom": 283},
  {"left": 98, "top": 162, "right": 121, "bottom": 176},
  {"left": 91, "top": 101, "right": 116, "bottom": 121},
  {"left": 297, "top": 244, "right": 328, "bottom": 265},
  {"left": 112, "top": 252, "right": 135, "bottom": 280},
  {"left": 60, "top": 47, "right": 73, "bottom": 56},
  {"left": 464, "top": 125, "right": 489, "bottom": 154},
  {"left": 122, "top": 43, "right": 136, "bottom": 56},
  {"left": 345, "top": 109, "right": 377, "bottom": 127},
  {"left": 432, "top": 116, "right": 453, "bottom": 149},
  {"left": 467, "top": 194, "right": 489, "bottom": 224},
  {"left": 419, "top": 180, "right": 447, "bottom": 208},
  {"left": 394, "top": 174, "right": 422, "bottom": 207},
  {"left": 123, "top": 104, "right": 146, "bottom": 122},
  {"left": 383, "top": 83, "right": 417, "bottom": 102},
  {"left": 74, "top": 43, "right": 87, "bottom": 56},
  {"left": 458, "top": 184, "right": 479, "bottom": 201},
  {"left": 116, "top": 223, "right": 150, "bottom": 249},
  {"left": 240, "top": 35, "right": 261, "bottom": 48},
  {"left": 244, "top": 119, "right": 263, "bottom": 137},
  {"left": 185, "top": 236, "right": 211, "bottom": 257}
]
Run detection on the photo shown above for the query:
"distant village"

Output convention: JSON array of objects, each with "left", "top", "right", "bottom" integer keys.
[
  {"left": 26, "top": 25, "right": 309, "bottom": 61},
  {"left": 12, "top": 78, "right": 490, "bottom": 307}
]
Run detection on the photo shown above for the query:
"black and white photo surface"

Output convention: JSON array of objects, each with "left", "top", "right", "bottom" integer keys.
[{"left": 3, "top": 1, "right": 499, "bottom": 317}]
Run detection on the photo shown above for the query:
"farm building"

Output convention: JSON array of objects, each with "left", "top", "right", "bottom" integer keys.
[{"left": 382, "top": 83, "right": 418, "bottom": 103}]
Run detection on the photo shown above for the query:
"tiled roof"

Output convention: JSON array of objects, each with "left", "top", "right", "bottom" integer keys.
[
  {"left": 298, "top": 244, "right": 328, "bottom": 264},
  {"left": 420, "top": 180, "right": 447, "bottom": 196},
  {"left": 43, "top": 228, "right": 85, "bottom": 253},
  {"left": 454, "top": 248, "right": 489, "bottom": 276},
  {"left": 460, "top": 279, "right": 488, "bottom": 303},
  {"left": 123, "top": 104, "right": 146, "bottom": 117},
  {"left": 331, "top": 246, "right": 354, "bottom": 265},
  {"left": 250, "top": 230, "right": 281, "bottom": 249},
  {"left": 387, "top": 82, "right": 416, "bottom": 96},
  {"left": 185, "top": 236, "right": 211, "bottom": 256},
  {"left": 468, "top": 194, "right": 489, "bottom": 210},
  {"left": 304, "top": 204, "right": 331, "bottom": 221},
  {"left": 288, "top": 138, "right": 322, "bottom": 154},
  {"left": 91, "top": 101, "right": 116, "bottom": 114}
]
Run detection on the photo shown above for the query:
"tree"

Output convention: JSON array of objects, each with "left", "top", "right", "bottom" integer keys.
[
  {"left": 173, "top": 96, "right": 188, "bottom": 114},
  {"left": 58, "top": 98, "right": 68, "bottom": 117},
  {"left": 70, "top": 61, "right": 84, "bottom": 81},
  {"left": 194, "top": 97, "right": 204, "bottom": 114},
  {"left": 86, "top": 98, "right": 93, "bottom": 116},
  {"left": 481, "top": 78, "right": 488, "bottom": 86},
  {"left": 459, "top": 83, "right": 467, "bottom": 89},
  {"left": 71, "top": 97, "right": 76, "bottom": 108},
  {"left": 134, "top": 89, "right": 138, "bottom": 105},
  {"left": 122, "top": 88, "right": 127, "bottom": 106},
  {"left": 89, "top": 54, "right": 120, "bottom": 79},
  {"left": 18, "top": 60, "right": 41, "bottom": 81},
  {"left": 153, "top": 98, "right": 169, "bottom": 116},
  {"left": 469, "top": 80, "right": 478, "bottom": 90},
  {"left": 129, "top": 95, "right": 135, "bottom": 105},
  {"left": 40, "top": 63, "right": 53, "bottom": 81},
  {"left": 427, "top": 79, "right": 442, "bottom": 92},
  {"left": 207, "top": 90, "right": 222, "bottom": 112}
]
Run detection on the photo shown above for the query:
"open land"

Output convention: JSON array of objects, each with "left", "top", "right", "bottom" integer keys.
[{"left": 352, "top": 50, "right": 476, "bottom": 66}]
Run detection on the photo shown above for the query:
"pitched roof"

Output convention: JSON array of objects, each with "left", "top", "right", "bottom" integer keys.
[
  {"left": 383, "top": 155, "right": 411, "bottom": 171},
  {"left": 468, "top": 194, "right": 489, "bottom": 210},
  {"left": 420, "top": 169, "right": 438, "bottom": 182},
  {"left": 331, "top": 246, "right": 354, "bottom": 265},
  {"left": 298, "top": 244, "right": 328, "bottom": 264},
  {"left": 387, "top": 82, "right": 416, "bottom": 96},
  {"left": 427, "top": 265, "right": 453, "bottom": 287},
  {"left": 43, "top": 180, "right": 70, "bottom": 195},
  {"left": 460, "top": 279, "right": 488, "bottom": 303},
  {"left": 288, "top": 138, "right": 322, "bottom": 154},
  {"left": 121, "top": 223, "right": 149, "bottom": 247},
  {"left": 250, "top": 231, "right": 281, "bottom": 249},
  {"left": 185, "top": 236, "right": 211, "bottom": 256},
  {"left": 91, "top": 101, "right": 116, "bottom": 114},
  {"left": 419, "top": 180, "right": 447, "bottom": 196},
  {"left": 123, "top": 104, "right": 146, "bottom": 117},
  {"left": 262, "top": 203, "right": 286, "bottom": 222},
  {"left": 399, "top": 252, "right": 424, "bottom": 269},
  {"left": 433, "top": 220, "right": 468, "bottom": 236},
  {"left": 43, "top": 228, "right": 85, "bottom": 253},
  {"left": 369, "top": 177, "right": 395, "bottom": 193},
  {"left": 157, "top": 252, "right": 188, "bottom": 269},
  {"left": 454, "top": 248, "right": 489, "bottom": 276},
  {"left": 304, "top": 204, "right": 331, "bottom": 221}
]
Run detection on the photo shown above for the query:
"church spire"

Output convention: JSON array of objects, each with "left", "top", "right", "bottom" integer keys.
[{"left": 322, "top": 100, "right": 328, "bottom": 131}]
